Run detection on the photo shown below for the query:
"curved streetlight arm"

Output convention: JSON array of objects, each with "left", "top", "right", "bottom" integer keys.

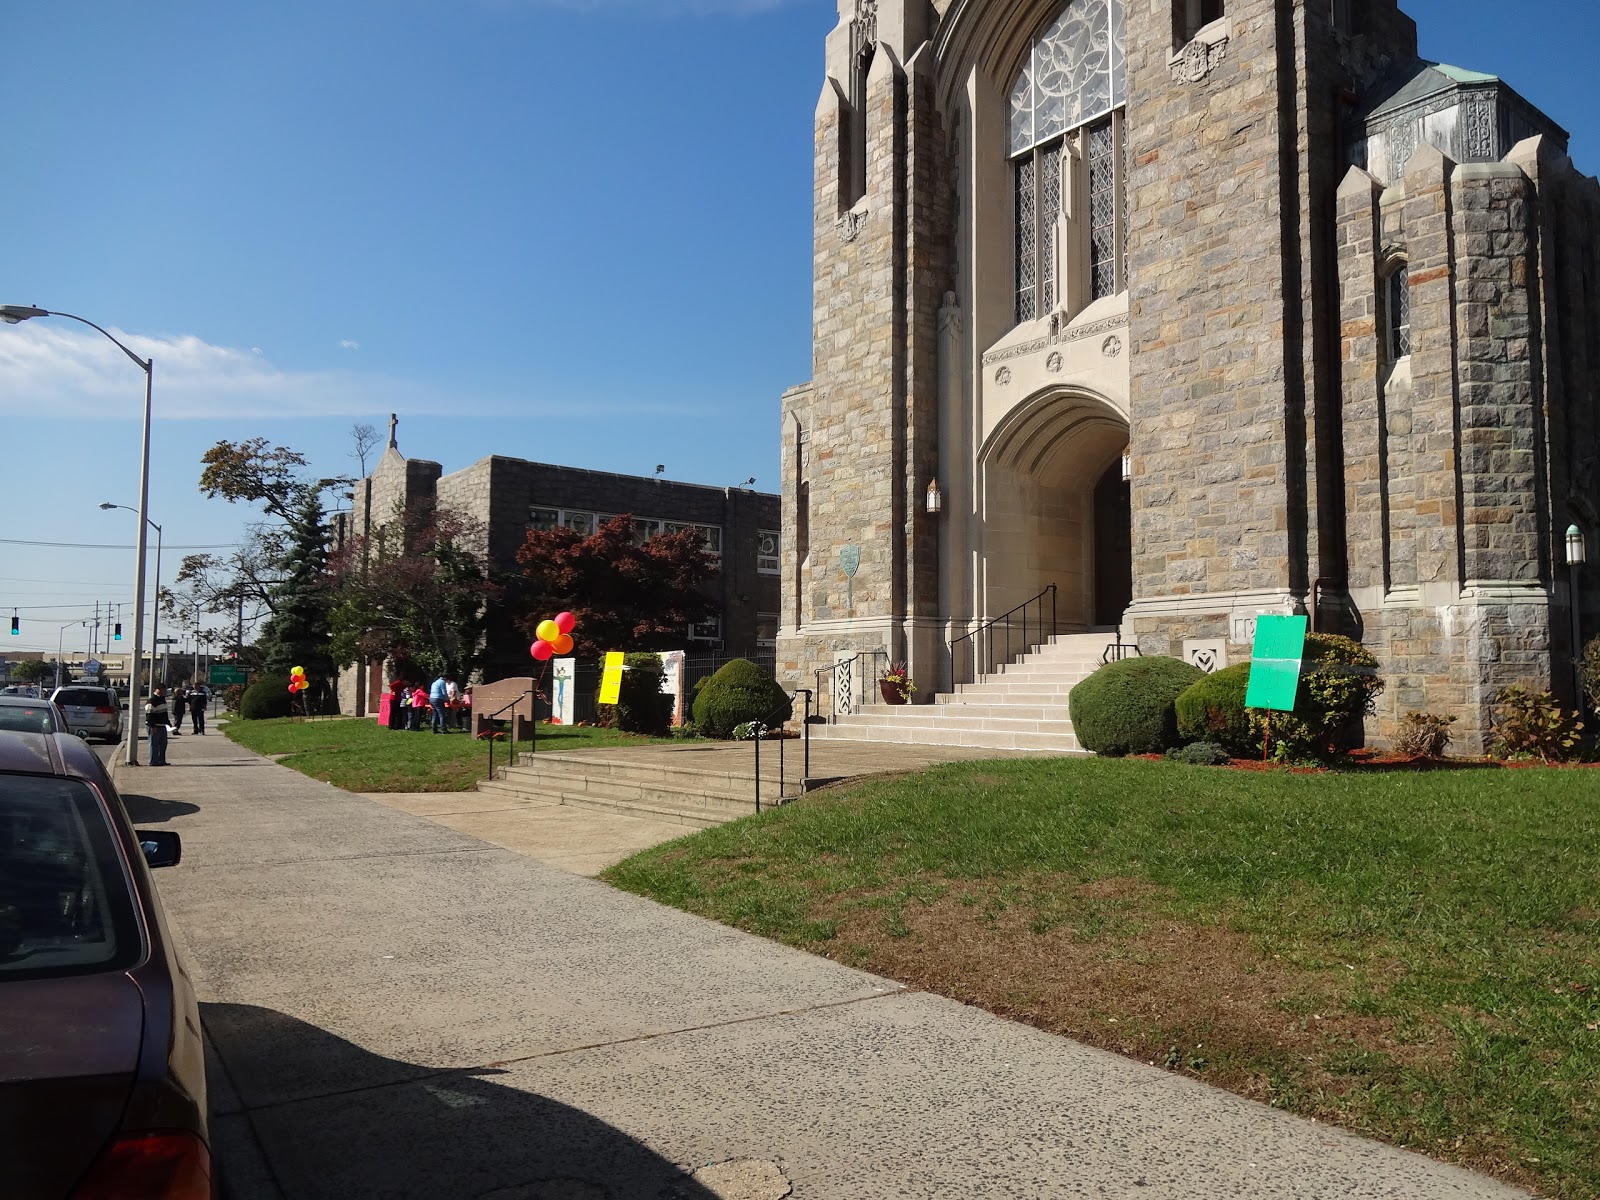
[{"left": 0, "top": 306, "right": 151, "bottom": 373}]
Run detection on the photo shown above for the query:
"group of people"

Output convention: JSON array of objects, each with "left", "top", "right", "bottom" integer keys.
[
  {"left": 141, "top": 681, "right": 210, "bottom": 766},
  {"left": 391, "top": 675, "right": 472, "bottom": 733}
]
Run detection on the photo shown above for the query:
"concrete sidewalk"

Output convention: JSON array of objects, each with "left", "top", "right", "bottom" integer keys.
[{"left": 116, "top": 729, "right": 1528, "bottom": 1200}]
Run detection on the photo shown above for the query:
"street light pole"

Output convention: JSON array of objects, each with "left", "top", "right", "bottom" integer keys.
[
  {"left": 101, "top": 504, "right": 162, "bottom": 698},
  {"left": 4, "top": 305, "right": 154, "bottom": 766}
]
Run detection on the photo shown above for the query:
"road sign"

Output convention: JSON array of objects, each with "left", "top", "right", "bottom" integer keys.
[{"left": 209, "top": 663, "right": 249, "bottom": 688}]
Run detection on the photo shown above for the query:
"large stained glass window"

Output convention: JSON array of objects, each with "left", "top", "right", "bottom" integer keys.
[
  {"left": 1008, "top": 0, "right": 1126, "bottom": 158},
  {"left": 1011, "top": 0, "right": 1128, "bottom": 325}
]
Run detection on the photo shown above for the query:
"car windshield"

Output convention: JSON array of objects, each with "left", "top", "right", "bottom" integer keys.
[
  {"left": 0, "top": 706, "right": 58, "bottom": 735},
  {"left": 0, "top": 776, "right": 140, "bottom": 981}
]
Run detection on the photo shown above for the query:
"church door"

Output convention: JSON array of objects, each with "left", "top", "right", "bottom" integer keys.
[{"left": 1093, "top": 460, "right": 1132, "bottom": 627}]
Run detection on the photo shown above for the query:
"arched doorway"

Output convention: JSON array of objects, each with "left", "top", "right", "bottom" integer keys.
[{"left": 978, "top": 389, "right": 1131, "bottom": 632}]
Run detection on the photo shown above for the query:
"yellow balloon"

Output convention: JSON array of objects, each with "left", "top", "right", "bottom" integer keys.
[
  {"left": 292, "top": 665, "right": 306, "bottom": 677},
  {"left": 536, "top": 619, "right": 561, "bottom": 644}
]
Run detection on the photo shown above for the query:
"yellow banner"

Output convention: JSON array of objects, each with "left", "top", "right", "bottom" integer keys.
[{"left": 599, "top": 651, "right": 625, "bottom": 705}]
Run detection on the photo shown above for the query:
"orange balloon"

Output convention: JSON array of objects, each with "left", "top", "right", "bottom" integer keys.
[{"left": 551, "top": 633, "right": 574, "bottom": 656}]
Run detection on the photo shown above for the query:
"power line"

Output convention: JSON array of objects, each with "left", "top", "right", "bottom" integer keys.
[{"left": 0, "top": 538, "right": 242, "bottom": 550}]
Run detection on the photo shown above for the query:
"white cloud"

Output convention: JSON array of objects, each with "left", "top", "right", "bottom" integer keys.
[
  {"left": 0, "top": 322, "right": 707, "bottom": 421},
  {"left": 0, "top": 323, "right": 438, "bottom": 420},
  {"left": 339, "top": 339, "right": 361, "bottom": 351}
]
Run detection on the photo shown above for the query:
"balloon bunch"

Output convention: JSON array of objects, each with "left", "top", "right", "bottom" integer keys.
[
  {"left": 287, "top": 666, "right": 310, "bottom": 695},
  {"left": 530, "top": 611, "right": 577, "bottom": 662}
]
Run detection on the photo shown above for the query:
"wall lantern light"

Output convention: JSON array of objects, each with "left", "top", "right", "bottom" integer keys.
[
  {"left": 1567, "top": 523, "right": 1587, "bottom": 566},
  {"left": 925, "top": 479, "right": 944, "bottom": 515},
  {"left": 1121, "top": 450, "right": 1133, "bottom": 482}
]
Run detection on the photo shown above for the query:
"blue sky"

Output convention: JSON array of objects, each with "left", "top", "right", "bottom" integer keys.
[{"left": 1, "top": 0, "right": 1596, "bottom": 651}]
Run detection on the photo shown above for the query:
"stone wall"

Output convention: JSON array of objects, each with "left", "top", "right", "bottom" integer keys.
[
  {"left": 1337, "top": 133, "right": 1600, "bottom": 749},
  {"left": 778, "top": 1, "right": 951, "bottom": 699}
]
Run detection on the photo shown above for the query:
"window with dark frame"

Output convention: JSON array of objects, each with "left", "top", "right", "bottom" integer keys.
[
  {"left": 1010, "top": 0, "right": 1128, "bottom": 326},
  {"left": 1386, "top": 262, "right": 1412, "bottom": 362}
]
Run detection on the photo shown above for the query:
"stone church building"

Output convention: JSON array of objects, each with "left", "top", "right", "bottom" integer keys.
[{"left": 779, "top": 0, "right": 1600, "bottom": 750}]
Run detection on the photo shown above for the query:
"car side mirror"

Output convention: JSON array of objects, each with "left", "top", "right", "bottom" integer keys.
[{"left": 136, "top": 830, "right": 183, "bottom": 869}]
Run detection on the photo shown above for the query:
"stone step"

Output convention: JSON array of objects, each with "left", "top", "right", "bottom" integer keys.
[
  {"left": 477, "top": 775, "right": 783, "bottom": 827},
  {"left": 809, "top": 722, "right": 1081, "bottom": 753},
  {"left": 924, "top": 702, "right": 1072, "bottom": 720},
  {"left": 506, "top": 750, "right": 799, "bottom": 794},
  {"left": 832, "top": 711, "right": 1078, "bottom": 736}
]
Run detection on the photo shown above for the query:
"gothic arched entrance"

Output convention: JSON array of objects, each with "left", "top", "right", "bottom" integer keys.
[{"left": 977, "top": 388, "right": 1131, "bottom": 633}]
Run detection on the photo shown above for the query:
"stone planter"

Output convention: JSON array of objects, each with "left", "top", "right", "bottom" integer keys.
[{"left": 880, "top": 680, "right": 910, "bottom": 705}]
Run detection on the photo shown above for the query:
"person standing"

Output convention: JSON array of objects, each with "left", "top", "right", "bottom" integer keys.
[
  {"left": 457, "top": 683, "right": 472, "bottom": 732},
  {"left": 145, "top": 687, "right": 170, "bottom": 767},
  {"left": 190, "top": 683, "right": 208, "bottom": 734},
  {"left": 429, "top": 674, "right": 450, "bottom": 734},
  {"left": 169, "top": 685, "right": 186, "bottom": 737},
  {"left": 409, "top": 683, "right": 429, "bottom": 731}
]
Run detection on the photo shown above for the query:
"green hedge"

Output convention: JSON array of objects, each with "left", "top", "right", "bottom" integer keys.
[
  {"left": 605, "top": 652, "right": 672, "bottom": 736},
  {"left": 1068, "top": 655, "right": 1205, "bottom": 757},
  {"left": 691, "top": 658, "right": 792, "bottom": 739},
  {"left": 1175, "top": 663, "right": 1254, "bottom": 757},
  {"left": 1253, "top": 632, "right": 1384, "bottom": 760},
  {"left": 239, "top": 674, "right": 294, "bottom": 721}
]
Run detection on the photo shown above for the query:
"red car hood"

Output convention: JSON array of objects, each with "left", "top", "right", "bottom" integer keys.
[{"left": 0, "top": 972, "right": 144, "bottom": 1199}]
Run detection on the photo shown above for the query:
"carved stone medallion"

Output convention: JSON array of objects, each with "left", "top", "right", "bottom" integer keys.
[
  {"left": 995, "top": 366, "right": 1012, "bottom": 386},
  {"left": 1102, "top": 334, "right": 1123, "bottom": 358},
  {"left": 1046, "top": 351, "right": 1063, "bottom": 373}
]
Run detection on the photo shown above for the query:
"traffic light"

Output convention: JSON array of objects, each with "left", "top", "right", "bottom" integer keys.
[
  {"left": 9, "top": 612, "right": 17, "bottom": 636},
  {"left": 113, "top": 623, "right": 123, "bottom": 641}
]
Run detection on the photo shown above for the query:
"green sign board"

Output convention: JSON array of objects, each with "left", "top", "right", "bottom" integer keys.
[
  {"left": 209, "top": 663, "right": 249, "bottom": 688},
  {"left": 1244, "top": 615, "right": 1308, "bottom": 712}
]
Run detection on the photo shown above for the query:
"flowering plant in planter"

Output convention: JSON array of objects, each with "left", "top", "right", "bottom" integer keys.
[{"left": 880, "top": 661, "right": 916, "bottom": 704}]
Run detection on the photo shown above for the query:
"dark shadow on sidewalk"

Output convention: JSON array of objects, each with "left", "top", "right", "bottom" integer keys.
[
  {"left": 120, "top": 793, "right": 202, "bottom": 822},
  {"left": 203, "top": 1003, "right": 721, "bottom": 1200}
]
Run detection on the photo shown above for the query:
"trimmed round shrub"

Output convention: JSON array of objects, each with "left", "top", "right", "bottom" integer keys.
[
  {"left": 1175, "top": 663, "right": 1254, "bottom": 757},
  {"left": 607, "top": 652, "right": 672, "bottom": 736},
  {"left": 1068, "top": 656, "right": 1205, "bottom": 757},
  {"left": 1251, "top": 632, "right": 1384, "bottom": 760},
  {"left": 239, "top": 674, "right": 293, "bottom": 720},
  {"left": 691, "top": 658, "right": 792, "bottom": 739}
]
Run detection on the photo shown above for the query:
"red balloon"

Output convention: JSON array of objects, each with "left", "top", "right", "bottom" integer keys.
[
  {"left": 551, "top": 633, "right": 574, "bottom": 656},
  {"left": 531, "top": 640, "right": 555, "bottom": 661},
  {"left": 554, "top": 611, "right": 576, "bottom": 635},
  {"left": 287, "top": 683, "right": 297, "bottom": 693}
]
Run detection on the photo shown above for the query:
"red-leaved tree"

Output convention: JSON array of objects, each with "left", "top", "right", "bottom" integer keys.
[{"left": 515, "top": 515, "right": 716, "bottom": 654}]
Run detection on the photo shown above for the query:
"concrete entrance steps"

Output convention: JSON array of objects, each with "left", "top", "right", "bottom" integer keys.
[
  {"left": 808, "top": 631, "right": 1112, "bottom": 753},
  {"left": 475, "top": 750, "right": 801, "bottom": 829}
]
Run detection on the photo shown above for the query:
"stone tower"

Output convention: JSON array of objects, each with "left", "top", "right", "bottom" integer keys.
[{"left": 780, "top": 0, "right": 1600, "bottom": 750}]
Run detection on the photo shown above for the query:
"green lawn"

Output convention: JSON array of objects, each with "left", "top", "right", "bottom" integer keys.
[
  {"left": 225, "top": 716, "right": 671, "bottom": 792},
  {"left": 605, "top": 757, "right": 1600, "bottom": 1199}
]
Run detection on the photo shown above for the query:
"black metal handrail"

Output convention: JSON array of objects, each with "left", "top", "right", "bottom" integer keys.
[
  {"left": 749, "top": 687, "right": 814, "bottom": 814},
  {"left": 485, "top": 690, "right": 531, "bottom": 780},
  {"left": 812, "top": 648, "right": 890, "bottom": 723},
  {"left": 1101, "top": 641, "right": 1141, "bottom": 664},
  {"left": 949, "top": 584, "right": 1057, "bottom": 687}
]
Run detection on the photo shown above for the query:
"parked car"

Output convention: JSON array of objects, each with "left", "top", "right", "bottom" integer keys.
[
  {"left": 1, "top": 685, "right": 42, "bottom": 698},
  {"left": 0, "top": 728, "right": 211, "bottom": 1199},
  {"left": 0, "top": 695, "right": 67, "bottom": 736},
  {"left": 48, "top": 685, "right": 124, "bottom": 744}
]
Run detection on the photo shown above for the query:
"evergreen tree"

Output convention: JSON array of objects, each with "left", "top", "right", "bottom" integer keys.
[{"left": 255, "top": 490, "right": 335, "bottom": 703}]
